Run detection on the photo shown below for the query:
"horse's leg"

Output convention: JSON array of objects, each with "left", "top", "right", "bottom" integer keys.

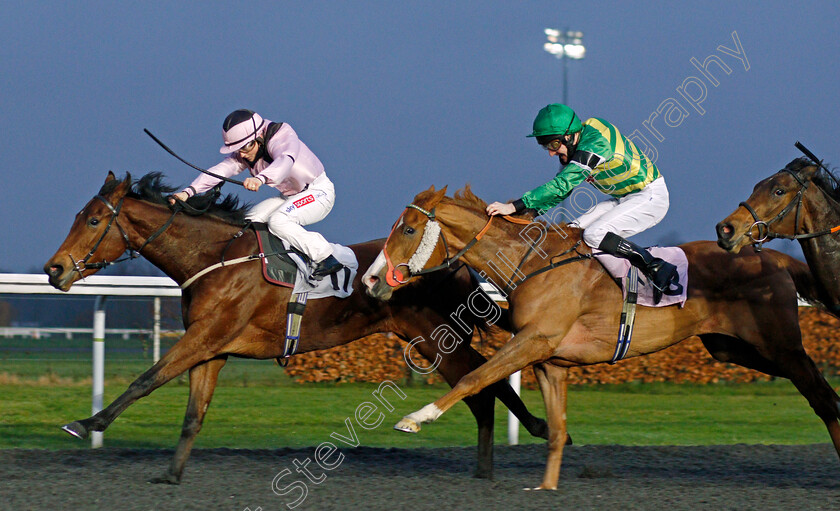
[
  {"left": 462, "top": 339, "right": 550, "bottom": 440},
  {"left": 700, "top": 334, "right": 787, "bottom": 377},
  {"left": 770, "top": 349, "right": 840, "bottom": 458},
  {"left": 471, "top": 331, "right": 549, "bottom": 440},
  {"left": 701, "top": 333, "right": 840, "bottom": 459},
  {"left": 395, "top": 328, "right": 554, "bottom": 433},
  {"left": 149, "top": 356, "right": 228, "bottom": 485},
  {"left": 403, "top": 333, "right": 497, "bottom": 479},
  {"left": 62, "top": 323, "right": 227, "bottom": 439},
  {"left": 487, "top": 372, "right": 550, "bottom": 440},
  {"left": 531, "top": 362, "right": 568, "bottom": 491}
]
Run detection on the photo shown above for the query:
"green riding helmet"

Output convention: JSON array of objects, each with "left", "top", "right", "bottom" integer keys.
[{"left": 527, "top": 103, "right": 582, "bottom": 138}]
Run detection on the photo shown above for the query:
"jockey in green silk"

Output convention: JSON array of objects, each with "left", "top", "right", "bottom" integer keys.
[{"left": 486, "top": 103, "right": 679, "bottom": 303}]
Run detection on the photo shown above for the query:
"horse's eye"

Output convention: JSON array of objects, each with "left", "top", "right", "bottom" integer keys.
[
  {"left": 774, "top": 189, "right": 785, "bottom": 197},
  {"left": 403, "top": 226, "right": 415, "bottom": 235},
  {"left": 87, "top": 217, "right": 100, "bottom": 227}
]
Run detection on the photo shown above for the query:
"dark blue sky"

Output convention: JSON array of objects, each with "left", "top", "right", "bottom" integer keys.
[{"left": 3, "top": 1, "right": 838, "bottom": 272}]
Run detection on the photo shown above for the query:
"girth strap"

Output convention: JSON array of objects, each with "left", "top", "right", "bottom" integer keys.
[
  {"left": 502, "top": 240, "right": 591, "bottom": 294},
  {"left": 610, "top": 266, "right": 639, "bottom": 364},
  {"left": 277, "top": 292, "right": 308, "bottom": 367}
]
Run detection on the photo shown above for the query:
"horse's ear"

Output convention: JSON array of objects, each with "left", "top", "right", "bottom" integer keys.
[
  {"left": 110, "top": 173, "right": 132, "bottom": 198},
  {"left": 802, "top": 163, "right": 820, "bottom": 180},
  {"left": 105, "top": 171, "right": 116, "bottom": 183},
  {"left": 430, "top": 185, "right": 448, "bottom": 207},
  {"left": 413, "top": 185, "right": 448, "bottom": 209}
]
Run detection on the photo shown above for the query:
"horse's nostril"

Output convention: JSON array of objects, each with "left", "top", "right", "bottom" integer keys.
[
  {"left": 48, "top": 265, "right": 63, "bottom": 277},
  {"left": 716, "top": 222, "right": 733, "bottom": 240}
]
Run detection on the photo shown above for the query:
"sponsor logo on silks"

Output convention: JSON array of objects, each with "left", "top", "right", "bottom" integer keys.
[
  {"left": 293, "top": 195, "right": 315, "bottom": 208},
  {"left": 283, "top": 189, "right": 328, "bottom": 213}
]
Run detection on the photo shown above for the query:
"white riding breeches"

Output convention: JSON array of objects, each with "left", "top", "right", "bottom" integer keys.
[
  {"left": 246, "top": 173, "right": 336, "bottom": 263},
  {"left": 572, "top": 177, "right": 670, "bottom": 248}
]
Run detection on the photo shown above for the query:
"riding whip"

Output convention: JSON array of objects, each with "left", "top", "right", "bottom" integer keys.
[
  {"left": 144, "top": 128, "right": 245, "bottom": 186},
  {"left": 795, "top": 141, "right": 831, "bottom": 174}
]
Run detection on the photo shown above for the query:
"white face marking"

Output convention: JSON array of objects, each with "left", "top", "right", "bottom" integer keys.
[
  {"left": 363, "top": 251, "right": 387, "bottom": 291},
  {"left": 407, "top": 221, "right": 441, "bottom": 273}
]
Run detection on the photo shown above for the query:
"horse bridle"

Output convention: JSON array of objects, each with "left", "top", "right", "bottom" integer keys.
[
  {"left": 739, "top": 166, "right": 840, "bottom": 250},
  {"left": 71, "top": 194, "right": 182, "bottom": 277},
  {"left": 738, "top": 168, "right": 810, "bottom": 248},
  {"left": 381, "top": 203, "right": 587, "bottom": 289},
  {"left": 382, "top": 204, "right": 495, "bottom": 286}
]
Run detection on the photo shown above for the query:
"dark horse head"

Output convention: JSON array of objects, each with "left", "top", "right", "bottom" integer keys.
[
  {"left": 716, "top": 157, "right": 840, "bottom": 253},
  {"left": 43, "top": 171, "right": 246, "bottom": 291}
]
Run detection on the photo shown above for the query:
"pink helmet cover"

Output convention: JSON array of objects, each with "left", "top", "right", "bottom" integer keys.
[{"left": 220, "top": 110, "right": 265, "bottom": 154}]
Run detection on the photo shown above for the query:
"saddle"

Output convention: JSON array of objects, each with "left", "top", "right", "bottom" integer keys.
[
  {"left": 251, "top": 222, "right": 357, "bottom": 365},
  {"left": 595, "top": 246, "right": 689, "bottom": 364},
  {"left": 593, "top": 246, "right": 689, "bottom": 308},
  {"left": 252, "top": 222, "right": 302, "bottom": 288},
  {"left": 251, "top": 222, "right": 355, "bottom": 296}
]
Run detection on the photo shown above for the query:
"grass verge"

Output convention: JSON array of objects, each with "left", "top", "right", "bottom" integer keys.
[{"left": 1, "top": 377, "right": 836, "bottom": 450}]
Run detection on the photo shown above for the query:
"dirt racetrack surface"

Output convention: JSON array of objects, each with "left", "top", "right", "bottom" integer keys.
[{"left": 2, "top": 444, "right": 839, "bottom": 511}]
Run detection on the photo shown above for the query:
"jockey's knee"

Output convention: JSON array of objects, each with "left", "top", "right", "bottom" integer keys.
[{"left": 581, "top": 228, "right": 607, "bottom": 249}]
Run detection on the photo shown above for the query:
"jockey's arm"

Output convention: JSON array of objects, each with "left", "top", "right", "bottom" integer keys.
[
  {"left": 179, "top": 158, "right": 245, "bottom": 198},
  {"left": 520, "top": 163, "right": 589, "bottom": 212},
  {"left": 251, "top": 132, "right": 300, "bottom": 186}
]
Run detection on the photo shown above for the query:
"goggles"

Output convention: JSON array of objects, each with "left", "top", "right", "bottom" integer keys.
[
  {"left": 541, "top": 139, "right": 564, "bottom": 152},
  {"left": 238, "top": 140, "right": 258, "bottom": 153}
]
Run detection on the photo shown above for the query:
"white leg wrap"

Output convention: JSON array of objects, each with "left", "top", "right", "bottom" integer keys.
[{"left": 408, "top": 403, "right": 443, "bottom": 424}]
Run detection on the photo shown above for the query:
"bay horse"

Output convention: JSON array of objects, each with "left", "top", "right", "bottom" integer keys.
[
  {"left": 716, "top": 157, "right": 840, "bottom": 314},
  {"left": 363, "top": 185, "right": 840, "bottom": 490},
  {"left": 43, "top": 172, "right": 548, "bottom": 484}
]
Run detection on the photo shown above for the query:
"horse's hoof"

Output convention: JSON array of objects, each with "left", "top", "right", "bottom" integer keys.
[
  {"left": 394, "top": 417, "right": 420, "bottom": 433},
  {"left": 524, "top": 485, "right": 556, "bottom": 491},
  {"left": 528, "top": 419, "right": 550, "bottom": 440},
  {"left": 149, "top": 473, "right": 181, "bottom": 485},
  {"left": 61, "top": 421, "right": 88, "bottom": 440},
  {"left": 472, "top": 470, "right": 493, "bottom": 480}
]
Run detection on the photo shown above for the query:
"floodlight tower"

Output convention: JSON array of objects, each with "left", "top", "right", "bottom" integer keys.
[{"left": 543, "top": 29, "right": 585, "bottom": 104}]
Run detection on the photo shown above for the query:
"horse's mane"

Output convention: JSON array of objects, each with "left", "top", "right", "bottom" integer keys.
[
  {"left": 442, "top": 185, "right": 579, "bottom": 241},
  {"left": 447, "top": 185, "right": 539, "bottom": 221},
  {"left": 98, "top": 172, "right": 250, "bottom": 226},
  {"left": 787, "top": 157, "right": 840, "bottom": 204}
]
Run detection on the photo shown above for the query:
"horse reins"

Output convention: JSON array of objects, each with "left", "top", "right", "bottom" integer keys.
[
  {"left": 71, "top": 191, "right": 209, "bottom": 277},
  {"left": 382, "top": 204, "right": 508, "bottom": 286},
  {"left": 382, "top": 203, "right": 590, "bottom": 288}
]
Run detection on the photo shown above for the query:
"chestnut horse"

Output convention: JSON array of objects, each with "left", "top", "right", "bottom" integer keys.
[
  {"left": 363, "top": 185, "right": 840, "bottom": 490},
  {"left": 43, "top": 172, "right": 548, "bottom": 484},
  {"left": 716, "top": 157, "right": 840, "bottom": 314}
]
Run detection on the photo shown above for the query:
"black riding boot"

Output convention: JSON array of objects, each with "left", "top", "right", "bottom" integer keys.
[
  {"left": 312, "top": 254, "right": 343, "bottom": 278},
  {"left": 597, "top": 232, "right": 679, "bottom": 304}
]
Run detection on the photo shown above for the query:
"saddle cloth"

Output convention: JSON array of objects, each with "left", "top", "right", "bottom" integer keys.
[
  {"left": 593, "top": 246, "right": 689, "bottom": 308},
  {"left": 253, "top": 223, "right": 358, "bottom": 299}
]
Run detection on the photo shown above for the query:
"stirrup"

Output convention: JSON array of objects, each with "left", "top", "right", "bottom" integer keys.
[
  {"left": 649, "top": 268, "right": 679, "bottom": 304},
  {"left": 312, "top": 255, "right": 343, "bottom": 278}
]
